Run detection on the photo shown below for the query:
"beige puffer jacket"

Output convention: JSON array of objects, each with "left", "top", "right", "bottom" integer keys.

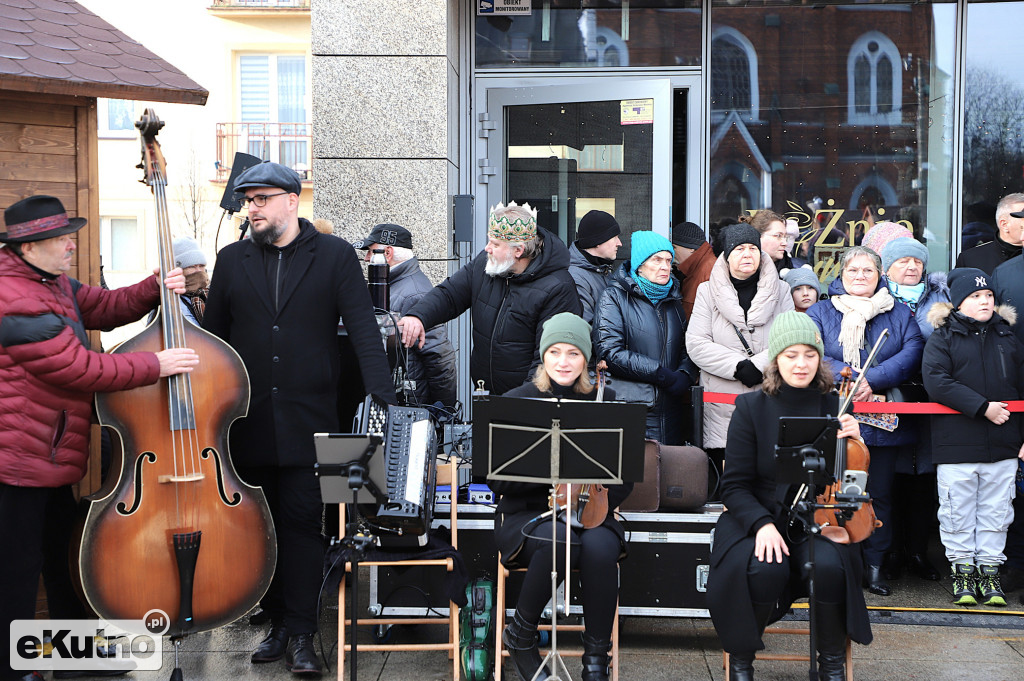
[{"left": 685, "top": 253, "right": 794, "bottom": 448}]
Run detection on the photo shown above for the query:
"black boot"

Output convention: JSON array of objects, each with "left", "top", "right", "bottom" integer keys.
[
  {"left": 863, "top": 564, "right": 892, "bottom": 596},
  {"left": 814, "top": 601, "right": 847, "bottom": 681},
  {"left": 502, "top": 611, "right": 549, "bottom": 681},
  {"left": 251, "top": 623, "right": 289, "bottom": 663},
  {"left": 285, "top": 633, "right": 323, "bottom": 676},
  {"left": 727, "top": 651, "right": 754, "bottom": 681},
  {"left": 581, "top": 634, "right": 611, "bottom": 681}
]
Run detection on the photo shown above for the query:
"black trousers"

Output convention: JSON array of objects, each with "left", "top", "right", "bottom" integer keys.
[
  {"left": 510, "top": 517, "right": 620, "bottom": 642},
  {"left": 1, "top": 484, "right": 88, "bottom": 681},
  {"left": 238, "top": 466, "right": 324, "bottom": 635}
]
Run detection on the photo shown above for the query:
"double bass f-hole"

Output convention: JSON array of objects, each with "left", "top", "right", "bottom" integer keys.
[{"left": 78, "top": 108, "right": 276, "bottom": 638}]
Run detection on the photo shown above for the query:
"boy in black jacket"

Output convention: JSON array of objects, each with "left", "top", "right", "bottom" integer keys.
[{"left": 922, "top": 267, "right": 1024, "bottom": 606}]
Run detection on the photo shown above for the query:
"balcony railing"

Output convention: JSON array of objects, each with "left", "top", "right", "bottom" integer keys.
[
  {"left": 215, "top": 122, "right": 312, "bottom": 183},
  {"left": 210, "top": 0, "right": 310, "bottom": 9}
]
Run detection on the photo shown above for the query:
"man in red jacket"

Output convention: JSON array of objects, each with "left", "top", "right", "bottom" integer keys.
[{"left": 0, "top": 195, "right": 197, "bottom": 681}]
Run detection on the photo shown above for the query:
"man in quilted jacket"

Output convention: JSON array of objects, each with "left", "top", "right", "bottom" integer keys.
[{"left": 0, "top": 195, "right": 197, "bottom": 681}]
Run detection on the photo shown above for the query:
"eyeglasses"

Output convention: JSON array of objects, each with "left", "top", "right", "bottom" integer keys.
[
  {"left": 844, "top": 267, "right": 878, "bottom": 278},
  {"left": 765, "top": 231, "right": 787, "bottom": 240},
  {"left": 241, "top": 192, "right": 287, "bottom": 208}
]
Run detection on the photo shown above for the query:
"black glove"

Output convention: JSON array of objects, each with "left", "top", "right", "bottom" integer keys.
[
  {"left": 734, "top": 359, "right": 763, "bottom": 388},
  {"left": 653, "top": 366, "right": 677, "bottom": 388},
  {"left": 654, "top": 366, "right": 691, "bottom": 397}
]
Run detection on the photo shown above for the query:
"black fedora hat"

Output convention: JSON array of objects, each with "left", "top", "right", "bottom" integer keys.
[{"left": 2, "top": 195, "right": 86, "bottom": 243}]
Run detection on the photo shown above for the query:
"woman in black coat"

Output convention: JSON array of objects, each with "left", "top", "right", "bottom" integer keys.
[
  {"left": 494, "top": 313, "right": 629, "bottom": 681},
  {"left": 707, "top": 311, "right": 872, "bottom": 681},
  {"left": 593, "top": 230, "right": 696, "bottom": 445}
]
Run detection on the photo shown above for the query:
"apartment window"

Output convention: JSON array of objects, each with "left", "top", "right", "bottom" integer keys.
[
  {"left": 98, "top": 99, "right": 136, "bottom": 139},
  {"left": 105, "top": 217, "right": 141, "bottom": 272},
  {"left": 239, "top": 54, "right": 309, "bottom": 170}
]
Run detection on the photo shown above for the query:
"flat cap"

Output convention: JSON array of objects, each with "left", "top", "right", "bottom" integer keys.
[{"left": 232, "top": 160, "right": 302, "bottom": 196}]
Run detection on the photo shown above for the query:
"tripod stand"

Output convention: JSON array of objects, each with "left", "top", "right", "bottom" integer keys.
[{"left": 473, "top": 396, "right": 646, "bottom": 681}]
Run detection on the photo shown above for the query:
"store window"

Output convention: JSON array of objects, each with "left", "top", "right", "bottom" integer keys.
[
  {"left": 709, "top": 1, "right": 956, "bottom": 279},
  {"left": 961, "top": 1, "right": 1024, "bottom": 251},
  {"left": 475, "top": 0, "right": 702, "bottom": 69}
]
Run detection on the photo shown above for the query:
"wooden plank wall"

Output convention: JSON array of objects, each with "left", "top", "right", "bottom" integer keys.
[{"left": 0, "top": 90, "right": 104, "bottom": 496}]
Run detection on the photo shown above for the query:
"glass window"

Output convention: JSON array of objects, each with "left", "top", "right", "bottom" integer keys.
[
  {"left": 109, "top": 218, "right": 139, "bottom": 272},
  {"left": 98, "top": 99, "right": 136, "bottom": 138},
  {"left": 709, "top": 1, "right": 956, "bottom": 281},
  {"left": 475, "top": 0, "right": 702, "bottom": 69},
  {"left": 962, "top": 2, "right": 1024, "bottom": 252},
  {"left": 237, "top": 54, "right": 309, "bottom": 172}
]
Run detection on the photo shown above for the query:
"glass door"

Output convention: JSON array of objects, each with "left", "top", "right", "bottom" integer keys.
[{"left": 479, "top": 79, "right": 673, "bottom": 253}]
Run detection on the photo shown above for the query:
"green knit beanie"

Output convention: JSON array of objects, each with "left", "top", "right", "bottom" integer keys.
[
  {"left": 539, "top": 312, "right": 592, "bottom": 362},
  {"left": 768, "top": 310, "right": 824, "bottom": 360}
]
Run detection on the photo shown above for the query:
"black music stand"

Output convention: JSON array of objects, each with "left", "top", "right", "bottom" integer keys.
[
  {"left": 775, "top": 416, "right": 862, "bottom": 681},
  {"left": 474, "top": 396, "right": 645, "bottom": 681},
  {"left": 313, "top": 433, "right": 388, "bottom": 681}
]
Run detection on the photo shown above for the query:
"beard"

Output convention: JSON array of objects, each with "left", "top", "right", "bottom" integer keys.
[
  {"left": 485, "top": 251, "right": 515, "bottom": 277},
  {"left": 250, "top": 219, "right": 287, "bottom": 247}
]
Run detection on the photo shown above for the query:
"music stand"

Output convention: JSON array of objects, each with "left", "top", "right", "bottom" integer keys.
[
  {"left": 474, "top": 396, "right": 645, "bottom": 681},
  {"left": 775, "top": 416, "right": 861, "bottom": 681},
  {"left": 314, "top": 433, "right": 388, "bottom": 681}
]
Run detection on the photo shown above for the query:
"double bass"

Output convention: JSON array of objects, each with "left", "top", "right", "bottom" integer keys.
[{"left": 78, "top": 109, "right": 276, "bottom": 636}]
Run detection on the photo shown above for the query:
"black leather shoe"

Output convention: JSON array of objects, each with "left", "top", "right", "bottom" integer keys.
[
  {"left": 503, "top": 611, "right": 549, "bottom": 681},
  {"left": 251, "top": 624, "right": 289, "bottom": 663},
  {"left": 907, "top": 553, "right": 941, "bottom": 581},
  {"left": 881, "top": 551, "right": 902, "bottom": 580},
  {"left": 817, "top": 650, "right": 846, "bottom": 681},
  {"left": 285, "top": 633, "right": 323, "bottom": 676},
  {"left": 581, "top": 634, "right": 611, "bottom": 681},
  {"left": 728, "top": 651, "right": 754, "bottom": 681},
  {"left": 864, "top": 564, "right": 892, "bottom": 596}
]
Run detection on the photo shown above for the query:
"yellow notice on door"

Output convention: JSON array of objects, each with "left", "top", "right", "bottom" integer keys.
[{"left": 620, "top": 99, "right": 654, "bottom": 126}]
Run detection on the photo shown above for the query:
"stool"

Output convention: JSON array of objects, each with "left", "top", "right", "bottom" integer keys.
[
  {"left": 337, "top": 462, "right": 460, "bottom": 680},
  {"left": 493, "top": 553, "right": 620, "bottom": 681},
  {"left": 722, "top": 626, "right": 853, "bottom": 681}
]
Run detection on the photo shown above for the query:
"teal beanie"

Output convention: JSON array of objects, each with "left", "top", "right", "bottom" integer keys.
[
  {"left": 768, "top": 310, "right": 824, "bottom": 360},
  {"left": 539, "top": 312, "right": 593, "bottom": 362},
  {"left": 630, "top": 230, "right": 674, "bottom": 276}
]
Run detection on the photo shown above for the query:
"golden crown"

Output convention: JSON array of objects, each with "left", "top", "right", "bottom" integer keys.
[{"left": 488, "top": 201, "right": 538, "bottom": 242}]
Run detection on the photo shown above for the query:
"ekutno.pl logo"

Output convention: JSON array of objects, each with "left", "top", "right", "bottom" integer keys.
[{"left": 10, "top": 609, "right": 169, "bottom": 672}]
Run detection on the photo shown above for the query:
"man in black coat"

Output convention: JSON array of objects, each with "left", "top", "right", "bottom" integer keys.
[
  {"left": 203, "top": 161, "right": 396, "bottom": 676},
  {"left": 399, "top": 201, "right": 581, "bottom": 395},
  {"left": 567, "top": 210, "right": 621, "bottom": 324},
  {"left": 354, "top": 222, "right": 458, "bottom": 408},
  {"left": 955, "top": 192, "right": 1024, "bottom": 274}
]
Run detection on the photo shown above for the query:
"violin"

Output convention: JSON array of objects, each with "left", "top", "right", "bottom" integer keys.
[
  {"left": 77, "top": 109, "right": 276, "bottom": 636},
  {"left": 813, "top": 331, "right": 888, "bottom": 544}
]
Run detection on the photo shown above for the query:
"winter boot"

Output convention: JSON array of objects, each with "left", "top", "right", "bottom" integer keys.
[
  {"left": 814, "top": 601, "right": 848, "bottom": 681},
  {"left": 502, "top": 611, "right": 549, "bottom": 681},
  {"left": 580, "top": 634, "right": 611, "bottom": 681},
  {"left": 727, "top": 652, "right": 754, "bottom": 681},
  {"left": 951, "top": 563, "right": 978, "bottom": 606},
  {"left": 977, "top": 564, "right": 1007, "bottom": 606}
]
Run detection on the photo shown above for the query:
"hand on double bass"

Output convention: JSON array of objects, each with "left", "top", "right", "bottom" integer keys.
[
  {"left": 152, "top": 266, "right": 200, "bottom": 376},
  {"left": 158, "top": 265, "right": 187, "bottom": 295}
]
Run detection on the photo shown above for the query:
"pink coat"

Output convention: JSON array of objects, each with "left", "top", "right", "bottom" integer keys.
[{"left": 0, "top": 248, "right": 161, "bottom": 487}]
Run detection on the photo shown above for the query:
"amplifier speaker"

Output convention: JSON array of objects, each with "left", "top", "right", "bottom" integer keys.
[{"left": 218, "top": 152, "right": 264, "bottom": 212}]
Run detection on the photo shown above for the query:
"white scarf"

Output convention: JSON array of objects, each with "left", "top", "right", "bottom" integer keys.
[{"left": 830, "top": 289, "right": 894, "bottom": 367}]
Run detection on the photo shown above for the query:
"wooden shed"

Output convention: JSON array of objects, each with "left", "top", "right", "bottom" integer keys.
[{"left": 0, "top": 0, "right": 207, "bottom": 494}]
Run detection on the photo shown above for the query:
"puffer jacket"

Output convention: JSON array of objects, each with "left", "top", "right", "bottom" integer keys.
[
  {"left": 806, "top": 277, "right": 925, "bottom": 447},
  {"left": 593, "top": 264, "right": 696, "bottom": 445},
  {"left": 684, "top": 253, "right": 794, "bottom": 449},
  {"left": 568, "top": 242, "right": 614, "bottom": 324},
  {"left": 408, "top": 228, "right": 581, "bottom": 395},
  {"left": 0, "top": 247, "right": 162, "bottom": 487},
  {"left": 388, "top": 257, "right": 458, "bottom": 408},
  {"left": 885, "top": 271, "right": 949, "bottom": 339},
  {"left": 922, "top": 302, "right": 1024, "bottom": 465}
]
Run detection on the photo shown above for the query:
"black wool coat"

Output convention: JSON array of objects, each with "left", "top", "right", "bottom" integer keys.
[
  {"left": 922, "top": 302, "right": 1024, "bottom": 465},
  {"left": 490, "top": 381, "right": 629, "bottom": 567},
  {"left": 408, "top": 228, "right": 581, "bottom": 395},
  {"left": 706, "top": 386, "right": 871, "bottom": 652},
  {"left": 203, "top": 220, "right": 397, "bottom": 467}
]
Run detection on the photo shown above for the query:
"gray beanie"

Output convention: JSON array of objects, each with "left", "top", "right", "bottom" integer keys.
[
  {"left": 173, "top": 237, "right": 206, "bottom": 269},
  {"left": 539, "top": 312, "right": 592, "bottom": 362},
  {"left": 881, "top": 237, "right": 928, "bottom": 274},
  {"left": 783, "top": 267, "right": 821, "bottom": 295}
]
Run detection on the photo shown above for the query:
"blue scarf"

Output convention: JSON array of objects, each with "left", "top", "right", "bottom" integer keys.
[
  {"left": 634, "top": 271, "right": 673, "bottom": 306},
  {"left": 887, "top": 280, "right": 925, "bottom": 312}
]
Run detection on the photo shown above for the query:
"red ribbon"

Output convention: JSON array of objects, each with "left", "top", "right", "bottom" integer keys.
[
  {"left": 700, "top": 391, "right": 1024, "bottom": 415},
  {"left": 7, "top": 213, "right": 69, "bottom": 238}
]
